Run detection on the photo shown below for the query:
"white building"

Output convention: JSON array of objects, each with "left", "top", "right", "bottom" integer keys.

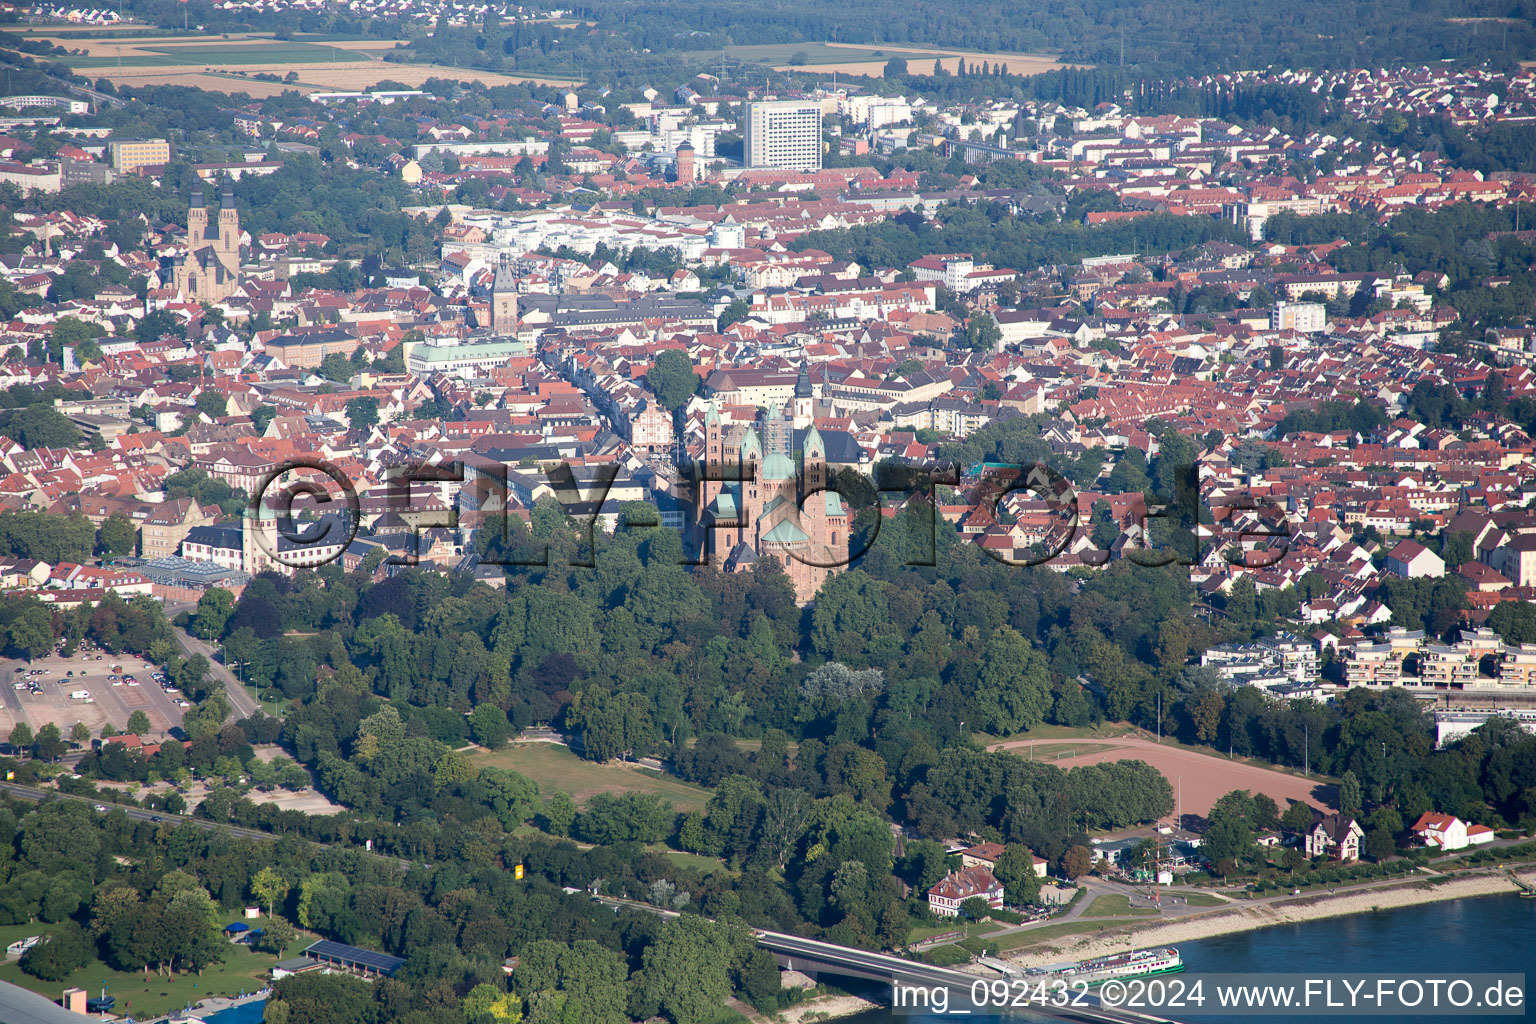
[
  {"left": 1271, "top": 301, "right": 1327, "bottom": 333},
  {"left": 743, "top": 100, "right": 822, "bottom": 171}
]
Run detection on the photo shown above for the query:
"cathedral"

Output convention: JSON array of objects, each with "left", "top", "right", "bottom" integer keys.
[
  {"left": 173, "top": 182, "right": 242, "bottom": 303},
  {"left": 701, "top": 366, "right": 850, "bottom": 602}
]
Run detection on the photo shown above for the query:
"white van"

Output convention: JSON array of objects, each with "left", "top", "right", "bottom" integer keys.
[{"left": 69, "top": 690, "right": 89, "bottom": 700}]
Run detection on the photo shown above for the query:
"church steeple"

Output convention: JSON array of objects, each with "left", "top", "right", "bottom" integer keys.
[
  {"left": 187, "top": 185, "right": 207, "bottom": 247},
  {"left": 792, "top": 362, "right": 814, "bottom": 428}
]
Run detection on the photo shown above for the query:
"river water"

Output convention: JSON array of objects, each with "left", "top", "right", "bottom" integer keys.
[{"left": 835, "top": 892, "right": 1536, "bottom": 1023}]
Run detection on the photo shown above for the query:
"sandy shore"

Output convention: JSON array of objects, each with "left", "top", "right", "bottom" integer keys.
[
  {"left": 1005, "top": 871, "right": 1533, "bottom": 968},
  {"left": 773, "top": 992, "right": 878, "bottom": 1024}
]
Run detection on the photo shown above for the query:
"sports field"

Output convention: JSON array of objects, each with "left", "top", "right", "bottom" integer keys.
[{"left": 995, "top": 734, "right": 1332, "bottom": 817}]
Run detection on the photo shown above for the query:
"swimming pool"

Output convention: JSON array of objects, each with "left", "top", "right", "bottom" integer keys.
[{"left": 199, "top": 998, "right": 267, "bottom": 1024}]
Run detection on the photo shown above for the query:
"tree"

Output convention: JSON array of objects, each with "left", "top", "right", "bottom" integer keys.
[
  {"left": 8, "top": 603, "right": 56, "bottom": 660},
  {"left": 135, "top": 309, "right": 183, "bottom": 343},
  {"left": 192, "top": 587, "right": 235, "bottom": 641},
  {"left": 992, "top": 844, "right": 1043, "bottom": 905},
  {"left": 717, "top": 298, "right": 751, "bottom": 332},
  {"left": 639, "top": 916, "right": 742, "bottom": 1024},
  {"left": 194, "top": 390, "right": 228, "bottom": 420},
  {"left": 542, "top": 790, "right": 576, "bottom": 836},
  {"left": 1364, "top": 827, "right": 1395, "bottom": 862},
  {"left": 319, "top": 352, "right": 353, "bottom": 383},
  {"left": 9, "top": 721, "right": 33, "bottom": 750},
  {"left": 645, "top": 349, "right": 701, "bottom": 413},
  {"left": 33, "top": 722, "right": 65, "bottom": 761},
  {"left": 468, "top": 704, "right": 511, "bottom": 749},
  {"left": 883, "top": 57, "right": 909, "bottom": 79},
  {"left": 1339, "top": 769, "right": 1363, "bottom": 817},
  {"left": 126, "top": 710, "right": 152, "bottom": 737},
  {"left": 97, "top": 514, "right": 138, "bottom": 557},
  {"left": 249, "top": 866, "right": 289, "bottom": 919},
  {"left": 251, "top": 405, "right": 278, "bottom": 434},
  {"left": 959, "top": 896, "right": 991, "bottom": 920},
  {"left": 1060, "top": 844, "right": 1093, "bottom": 879},
  {"left": 963, "top": 312, "right": 1002, "bottom": 352},
  {"left": 252, "top": 916, "right": 297, "bottom": 955},
  {"left": 70, "top": 721, "right": 90, "bottom": 746},
  {"left": 464, "top": 983, "right": 523, "bottom": 1023},
  {"left": 1201, "top": 801, "right": 1255, "bottom": 868},
  {"left": 1281, "top": 800, "right": 1316, "bottom": 834},
  {"left": 0, "top": 404, "right": 80, "bottom": 448},
  {"left": 20, "top": 923, "right": 90, "bottom": 981},
  {"left": 345, "top": 396, "right": 379, "bottom": 432},
  {"left": 266, "top": 972, "right": 375, "bottom": 1024}
]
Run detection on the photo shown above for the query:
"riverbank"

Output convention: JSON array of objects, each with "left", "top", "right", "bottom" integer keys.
[
  {"left": 773, "top": 992, "right": 878, "bottom": 1024},
  {"left": 1003, "top": 870, "right": 1534, "bottom": 968}
]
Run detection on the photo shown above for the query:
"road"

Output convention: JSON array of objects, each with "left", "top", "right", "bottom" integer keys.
[
  {"left": 171, "top": 626, "right": 261, "bottom": 721},
  {"left": 0, "top": 780, "right": 274, "bottom": 842},
  {"left": 593, "top": 896, "right": 1184, "bottom": 1024}
]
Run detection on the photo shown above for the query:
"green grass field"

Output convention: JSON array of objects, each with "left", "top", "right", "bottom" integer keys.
[
  {"left": 1080, "top": 894, "right": 1159, "bottom": 919},
  {"left": 0, "top": 917, "right": 308, "bottom": 1018},
  {"left": 1178, "top": 892, "right": 1228, "bottom": 907},
  {"left": 994, "top": 921, "right": 1118, "bottom": 951},
  {"left": 472, "top": 743, "right": 712, "bottom": 811},
  {"left": 68, "top": 42, "right": 368, "bottom": 68},
  {"left": 654, "top": 848, "right": 737, "bottom": 877}
]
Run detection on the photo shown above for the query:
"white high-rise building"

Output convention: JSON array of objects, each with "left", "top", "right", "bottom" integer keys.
[
  {"left": 743, "top": 100, "right": 822, "bottom": 170},
  {"left": 1271, "top": 300, "right": 1327, "bottom": 333}
]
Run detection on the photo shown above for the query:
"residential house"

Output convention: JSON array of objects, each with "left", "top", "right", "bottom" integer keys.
[
  {"left": 1303, "top": 813, "right": 1363, "bottom": 862},
  {"left": 926, "top": 865, "right": 1005, "bottom": 917}
]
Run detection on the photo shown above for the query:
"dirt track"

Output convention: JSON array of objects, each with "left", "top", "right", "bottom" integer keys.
[{"left": 996, "top": 735, "right": 1332, "bottom": 816}]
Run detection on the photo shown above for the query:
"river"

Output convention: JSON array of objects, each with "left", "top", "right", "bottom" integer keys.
[{"left": 833, "top": 892, "right": 1535, "bottom": 1023}]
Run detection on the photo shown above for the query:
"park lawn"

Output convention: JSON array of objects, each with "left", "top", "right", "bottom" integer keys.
[
  {"left": 906, "top": 920, "right": 989, "bottom": 944},
  {"left": 994, "top": 922, "right": 1119, "bottom": 951},
  {"left": 472, "top": 743, "right": 712, "bottom": 811},
  {"left": 1178, "top": 892, "right": 1227, "bottom": 907},
  {"left": 1080, "top": 894, "right": 1158, "bottom": 919},
  {"left": 652, "top": 848, "right": 738, "bottom": 877},
  {"left": 0, "top": 921, "right": 310, "bottom": 1019}
]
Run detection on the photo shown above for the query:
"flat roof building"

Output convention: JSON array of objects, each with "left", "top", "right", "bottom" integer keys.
[{"left": 743, "top": 100, "right": 822, "bottom": 171}]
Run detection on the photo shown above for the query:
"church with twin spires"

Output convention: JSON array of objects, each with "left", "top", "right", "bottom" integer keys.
[
  {"left": 173, "top": 181, "right": 242, "bottom": 303},
  {"left": 701, "top": 366, "right": 850, "bottom": 602}
]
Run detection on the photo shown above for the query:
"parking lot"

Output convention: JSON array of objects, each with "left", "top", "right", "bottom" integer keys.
[{"left": 0, "top": 643, "right": 186, "bottom": 742}]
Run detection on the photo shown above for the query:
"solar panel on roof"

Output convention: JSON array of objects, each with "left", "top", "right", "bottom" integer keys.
[{"left": 304, "top": 939, "right": 407, "bottom": 971}]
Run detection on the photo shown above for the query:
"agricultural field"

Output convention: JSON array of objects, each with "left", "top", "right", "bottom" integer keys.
[
  {"left": 471, "top": 741, "right": 713, "bottom": 812},
  {"left": 680, "top": 41, "right": 1070, "bottom": 78},
  {"left": 10, "top": 30, "right": 579, "bottom": 95}
]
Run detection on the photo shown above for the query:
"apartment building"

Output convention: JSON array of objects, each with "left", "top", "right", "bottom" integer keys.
[
  {"left": 1270, "top": 300, "right": 1326, "bottom": 333},
  {"left": 743, "top": 100, "right": 822, "bottom": 171},
  {"left": 107, "top": 137, "right": 171, "bottom": 174}
]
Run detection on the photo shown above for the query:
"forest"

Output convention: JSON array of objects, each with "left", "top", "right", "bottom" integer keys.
[{"left": 0, "top": 795, "right": 790, "bottom": 1024}]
